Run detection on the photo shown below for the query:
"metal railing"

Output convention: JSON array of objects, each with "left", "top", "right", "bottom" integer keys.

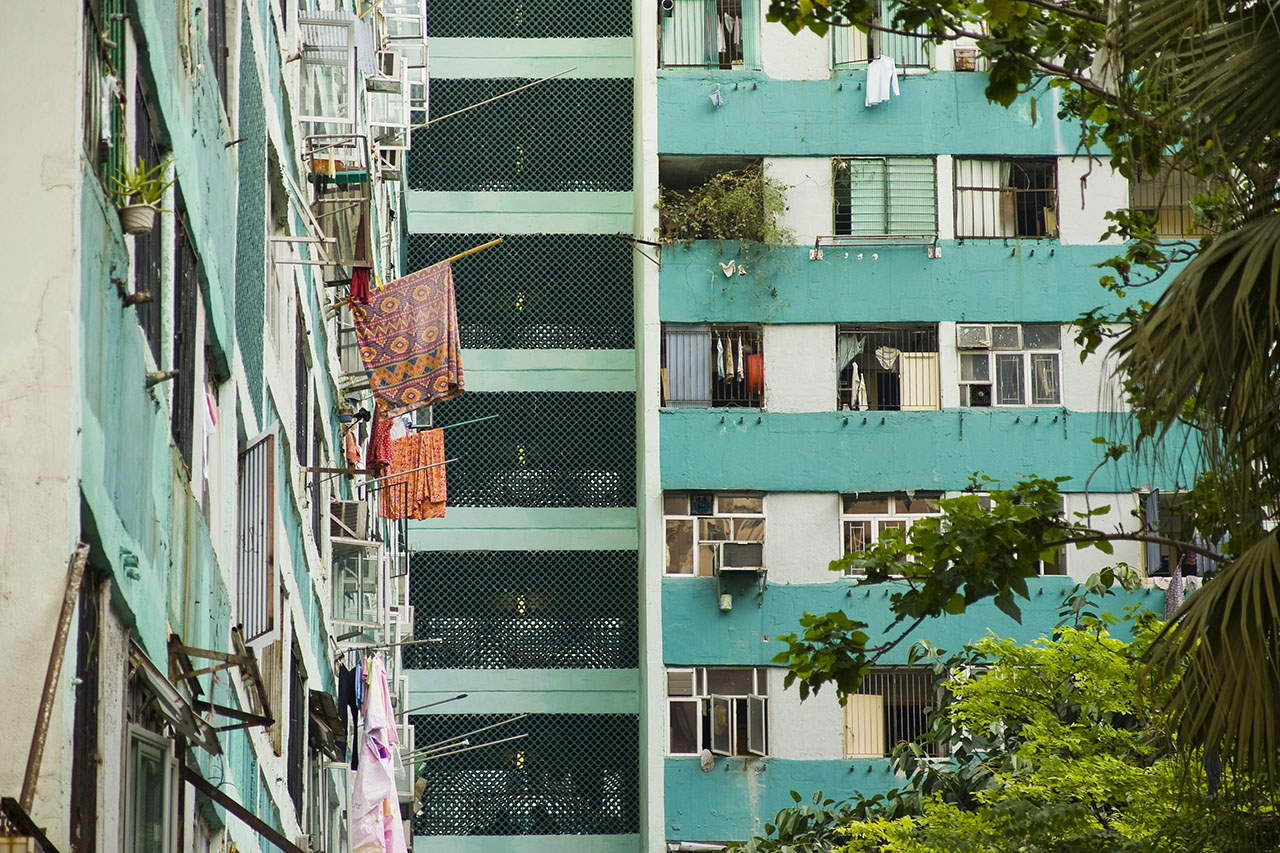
[
  {"left": 837, "top": 325, "right": 939, "bottom": 411},
  {"left": 662, "top": 324, "right": 763, "bottom": 408},
  {"left": 955, "top": 158, "right": 1058, "bottom": 239},
  {"left": 660, "top": 0, "right": 747, "bottom": 68},
  {"left": 832, "top": 3, "right": 932, "bottom": 70},
  {"left": 846, "top": 667, "right": 946, "bottom": 757},
  {"left": 1130, "top": 166, "right": 1212, "bottom": 238}
]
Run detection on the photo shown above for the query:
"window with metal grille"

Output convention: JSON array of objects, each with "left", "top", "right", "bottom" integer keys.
[
  {"left": 844, "top": 667, "right": 945, "bottom": 757},
  {"left": 661, "top": 324, "right": 763, "bottom": 408},
  {"left": 311, "top": 409, "right": 325, "bottom": 548},
  {"left": 663, "top": 492, "right": 764, "bottom": 577},
  {"left": 286, "top": 646, "right": 306, "bottom": 811},
  {"left": 956, "top": 323, "right": 1060, "bottom": 406},
  {"left": 428, "top": 392, "right": 636, "bottom": 507},
  {"left": 405, "top": 550, "right": 638, "bottom": 669},
  {"left": 237, "top": 433, "right": 276, "bottom": 640},
  {"left": 659, "top": 0, "right": 757, "bottom": 69},
  {"left": 1141, "top": 490, "right": 1215, "bottom": 579},
  {"left": 427, "top": 0, "right": 632, "bottom": 37},
  {"left": 840, "top": 492, "right": 942, "bottom": 575},
  {"left": 173, "top": 206, "right": 201, "bottom": 473},
  {"left": 407, "top": 78, "right": 633, "bottom": 192},
  {"left": 955, "top": 158, "right": 1058, "bottom": 239},
  {"left": 1129, "top": 165, "right": 1213, "bottom": 239},
  {"left": 133, "top": 82, "right": 165, "bottom": 363},
  {"left": 85, "top": 0, "right": 127, "bottom": 188},
  {"left": 831, "top": 2, "right": 932, "bottom": 69},
  {"left": 410, "top": 713, "right": 639, "bottom": 836},
  {"left": 295, "top": 311, "right": 310, "bottom": 467},
  {"left": 667, "top": 667, "right": 768, "bottom": 756},
  {"left": 833, "top": 158, "right": 937, "bottom": 241},
  {"left": 404, "top": 233, "right": 634, "bottom": 350},
  {"left": 837, "top": 324, "right": 939, "bottom": 411},
  {"left": 207, "top": 0, "right": 230, "bottom": 113}
]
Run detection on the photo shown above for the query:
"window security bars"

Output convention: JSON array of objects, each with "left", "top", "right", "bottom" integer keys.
[
  {"left": 667, "top": 667, "right": 768, "bottom": 756},
  {"left": 134, "top": 83, "right": 164, "bottom": 363},
  {"left": 663, "top": 492, "right": 765, "bottom": 577},
  {"left": 833, "top": 157, "right": 937, "bottom": 242},
  {"left": 173, "top": 210, "right": 200, "bottom": 473},
  {"left": 411, "top": 713, "right": 640, "bottom": 836},
  {"left": 837, "top": 325, "right": 939, "bottom": 411},
  {"left": 1130, "top": 166, "right": 1212, "bottom": 239},
  {"left": 237, "top": 433, "right": 275, "bottom": 641},
  {"left": 662, "top": 324, "right": 764, "bottom": 408},
  {"left": 832, "top": 2, "right": 932, "bottom": 69},
  {"left": 660, "top": 0, "right": 752, "bottom": 69},
  {"left": 957, "top": 323, "right": 1061, "bottom": 406},
  {"left": 844, "top": 667, "right": 945, "bottom": 757},
  {"left": 207, "top": 0, "right": 230, "bottom": 112},
  {"left": 840, "top": 492, "right": 943, "bottom": 575},
  {"left": 955, "top": 158, "right": 1058, "bottom": 239},
  {"left": 286, "top": 649, "right": 306, "bottom": 810},
  {"left": 294, "top": 312, "right": 310, "bottom": 467}
]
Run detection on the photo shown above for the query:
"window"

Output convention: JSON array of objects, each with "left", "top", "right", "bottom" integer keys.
[
  {"left": 832, "top": 2, "right": 932, "bottom": 70},
  {"left": 955, "top": 158, "right": 1058, "bottom": 239},
  {"left": 841, "top": 492, "right": 942, "bottom": 574},
  {"left": 133, "top": 82, "right": 165, "bottom": 363},
  {"left": 287, "top": 646, "right": 307, "bottom": 811},
  {"left": 659, "top": 0, "right": 757, "bottom": 69},
  {"left": 661, "top": 324, "right": 763, "bottom": 408},
  {"left": 664, "top": 491, "right": 764, "bottom": 577},
  {"left": 833, "top": 157, "right": 937, "bottom": 241},
  {"left": 957, "top": 323, "right": 1060, "bottom": 406},
  {"left": 368, "top": 51, "right": 411, "bottom": 150},
  {"left": 85, "top": 0, "right": 128, "bottom": 186},
  {"left": 295, "top": 309, "right": 311, "bottom": 467},
  {"left": 837, "top": 324, "right": 939, "bottom": 411},
  {"left": 667, "top": 667, "right": 768, "bottom": 756},
  {"left": 844, "top": 667, "right": 944, "bottom": 758},
  {"left": 237, "top": 433, "right": 276, "bottom": 640},
  {"left": 1141, "top": 490, "right": 1215, "bottom": 578},
  {"left": 173, "top": 204, "right": 201, "bottom": 473},
  {"left": 206, "top": 0, "right": 230, "bottom": 113},
  {"left": 378, "top": 0, "right": 428, "bottom": 122},
  {"left": 125, "top": 726, "right": 177, "bottom": 853},
  {"left": 298, "top": 15, "right": 357, "bottom": 129},
  {"left": 1130, "top": 165, "right": 1212, "bottom": 239},
  {"left": 331, "top": 539, "right": 382, "bottom": 637}
]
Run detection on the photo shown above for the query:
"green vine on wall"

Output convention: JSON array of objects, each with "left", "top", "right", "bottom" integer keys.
[{"left": 657, "top": 164, "right": 794, "bottom": 247}]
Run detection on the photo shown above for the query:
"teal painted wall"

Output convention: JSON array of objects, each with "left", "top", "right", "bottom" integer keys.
[
  {"left": 662, "top": 576, "right": 1157, "bottom": 665},
  {"left": 658, "top": 73, "right": 1077, "bottom": 157},
  {"left": 666, "top": 757, "right": 898, "bottom": 842},
  {"left": 659, "top": 241, "right": 1139, "bottom": 324},
  {"left": 659, "top": 408, "right": 1189, "bottom": 494}
]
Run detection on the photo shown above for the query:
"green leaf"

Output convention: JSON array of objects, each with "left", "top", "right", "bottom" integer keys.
[{"left": 943, "top": 593, "right": 967, "bottom": 615}]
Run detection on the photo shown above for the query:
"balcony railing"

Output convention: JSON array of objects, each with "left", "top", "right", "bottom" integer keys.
[{"left": 660, "top": 0, "right": 756, "bottom": 69}]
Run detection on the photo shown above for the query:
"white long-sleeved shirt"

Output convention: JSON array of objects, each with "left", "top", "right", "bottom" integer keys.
[{"left": 865, "top": 55, "right": 900, "bottom": 107}]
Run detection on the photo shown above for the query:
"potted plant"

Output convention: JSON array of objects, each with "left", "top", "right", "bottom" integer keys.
[{"left": 111, "top": 155, "right": 174, "bottom": 235}]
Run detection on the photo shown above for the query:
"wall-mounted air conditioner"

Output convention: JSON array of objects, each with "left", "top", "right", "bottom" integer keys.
[
  {"left": 330, "top": 499, "right": 369, "bottom": 540},
  {"left": 956, "top": 324, "right": 991, "bottom": 349},
  {"left": 715, "top": 541, "right": 764, "bottom": 574}
]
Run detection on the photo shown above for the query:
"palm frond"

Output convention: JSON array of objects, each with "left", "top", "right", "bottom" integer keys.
[{"left": 1145, "top": 530, "right": 1280, "bottom": 781}]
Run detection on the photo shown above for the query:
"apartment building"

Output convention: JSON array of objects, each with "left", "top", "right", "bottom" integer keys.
[{"left": 1, "top": 2, "right": 423, "bottom": 853}]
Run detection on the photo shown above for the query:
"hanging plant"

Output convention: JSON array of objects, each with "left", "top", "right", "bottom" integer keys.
[{"left": 111, "top": 155, "right": 175, "bottom": 235}]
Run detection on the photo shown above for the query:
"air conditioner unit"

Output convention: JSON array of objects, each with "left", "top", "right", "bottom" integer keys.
[
  {"left": 667, "top": 670, "right": 696, "bottom": 697},
  {"left": 956, "top": 324, "right": 991, "bottom": 349},
  {"left": 330, "top": 499, "right": 369, "bottom": 540},
  {"left": 716, "top": 541, "right": 764, "bottom": 573}
]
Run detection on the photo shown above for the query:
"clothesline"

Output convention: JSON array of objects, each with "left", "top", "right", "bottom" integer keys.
[{"left": 408, "top": 69, "right": 577, "bottom": 132}]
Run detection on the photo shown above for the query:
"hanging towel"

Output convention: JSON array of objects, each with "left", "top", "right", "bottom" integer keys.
[
  {"left": 350, "top": 267, "right": 372, "bottom": 305},
  {"left": 865, "top": 55, "right": 900, "bottom": 107},
  {"left": 716, "top": 336, "right": 725, "bottom": 379},
  {"left": 380, "top": 429, "right": 447, "bottom": 520},
  {"left": 875, "top": 346, "right": 902, "bottom": 371},
  {"left": 351, "top": 655, "right": 408, "bottom": 853},
  {"left": 352, "top": 261, "right": 464, "bottom": 417},
  {"left": 725, "top": 334, "right": 735, "bottom": 379},
  {"left": 851, "top": 363, "right": 869, "bottom": 411},
  {"left": 736, "top": 335, "right": 745, "bottom": 381}
]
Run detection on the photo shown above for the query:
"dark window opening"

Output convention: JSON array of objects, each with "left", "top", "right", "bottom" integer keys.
[
  {"left": 661, "top": 323, "right": 763, "bottom": 408},
  {"left": 837, "top": 324, "right": 939, "bottom": 411},
  {"left": 173, "top": 202, "right": 200, "bottom": 474},
  {"left": 134, "top": 82, "right": 165, "bottom": 362},
  {"left": 955, "top": 158, "right": 1058, "bottom": 239},
  {"left": 207, "top": 0, "right": 230, "bottom": 113}
]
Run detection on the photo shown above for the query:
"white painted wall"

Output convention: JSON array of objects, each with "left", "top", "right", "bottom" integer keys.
[
  {"left": 0, "top": 5, "right": 82, "bottom": 843},
  {"left": 1060, "top": 492, "right": 1144, "bottom": 580},
  {"left": 1060, "top": 325, "right": 1127, "bottom": 413},
  {"left": 1057, "top": 156, "right": 1130, "bottom": 246},
  {"left": 764, "top": 492, "right": 843, "bottom": 583},
  {"left": 759, "top": 2, "right": 830, "bottom": 80},
  {"left": 767, "top": 667, "right": 845, "bottom": 758},
  {"left": 766, "top": 157, "right": 833, "bottom": 246},
  {"left": 763, "top": 324, "right": 838, "bottom": 412}
]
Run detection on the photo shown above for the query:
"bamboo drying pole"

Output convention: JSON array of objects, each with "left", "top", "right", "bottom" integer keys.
[
  {"left": 438, "top": 237, "right": 503, "bottom": 265},
  {"left": 409, "top": 68, "right": 577, "bottom": 132}
]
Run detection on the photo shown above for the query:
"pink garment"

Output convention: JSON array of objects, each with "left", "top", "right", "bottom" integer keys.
[{"left": 351, "top": 656, "right": 408, "bottom": 853}]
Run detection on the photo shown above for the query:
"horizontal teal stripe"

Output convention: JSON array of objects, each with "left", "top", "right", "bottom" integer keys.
[
  {"left": 406, "top": 191, "right": 634, "bottom": 234},
  {"left": 463, "top": 348, "right": 635, "bottom": 392},
  {"left": 409, "top": 507, "right": 638, "bottom": 551},
  {"left": 407, "top": 669, "right": 639, "bottom": 714},
  {"left": 658, "top": 73, "right": 1078, "bottom": 156},
  {"left": 659, "top": 408, "right": 1190, "bottom": 494},
  {"left": 658, "top": 241, "right": 1146, "bottom": 324},
  {"left": 661, "top": 577, "right": 1158, "bottom": 666},
  {"left": 427, "top": 38, "right": 634, "bottom": 79}
]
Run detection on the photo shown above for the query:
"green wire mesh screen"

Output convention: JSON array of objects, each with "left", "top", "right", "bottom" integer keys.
[
  {"left": 405, "top": 233, "right": 634, "bottom": 349},
  {"left": 426, "top": 0, "right": 633, "bottom": 37},
  {"left": 404, "top": 550, "right": 638, "bottom": 669},
  {"left": 410, "top": 713, "right": 639, "bottom": 836},
  {"left": 408, "top": 79, "right": 633, "bottom": 192},
  {"left": 431, "top": 392, "right": 636, "bottom": 507}
]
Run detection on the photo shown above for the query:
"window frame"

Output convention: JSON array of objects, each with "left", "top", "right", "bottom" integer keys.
[
  {"left": 836, "top": 324, "right": 941, "bottom": 411},
  {"left": 659, "top": 0, "right": 758, "bottom": 70},
  {"left": 957, "top": 323, "right": 1062, "bottom": 408},
  {"left": 666, "top": 666, "right": 769, "bottom": 757},
  {"left": 832, "top": 156, "right": 938, "bottom": 242},
  {"left": 843, "top": 666, "right": 945, "bottom": 759},
  {"left": 663, "top": 491, "right": 765, "bottom": 577},
  {"left": 661, "top": 323, "right": 764, "bottom": 409},
  {"left": 954, "top": 156, "right": 1059, "bottom": 240},
  {"left": 840, "top": 492, "right": 943, "bottom": 575},
  {"left": 125, "top": 725, "right": 178, "bottom": 853},
  {"left": 1129, "top": 164, "right": 1213, "bottom": 239},
  {"left": 298, "top": 15, "right": 358, "bottom": 127},
  {"left": 831, "top": 1, "right": 932, "bottom": 70}
]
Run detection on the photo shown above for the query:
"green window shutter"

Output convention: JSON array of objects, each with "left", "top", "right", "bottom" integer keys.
[
  {"left": 886, "top": 157, "right": 937, "bottom": 236},
  {"left": 845, "top": 158, "right": 888, "bottom": 236}
]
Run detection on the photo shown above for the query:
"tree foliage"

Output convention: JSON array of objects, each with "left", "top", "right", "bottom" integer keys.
[{"left": 762, "top": 0, "right": 1280, "bottom": 779}]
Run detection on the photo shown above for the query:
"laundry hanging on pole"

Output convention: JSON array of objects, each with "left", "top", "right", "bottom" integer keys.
[
  {"left": 352, "top": 261, "right": 465, "bottom": 417},
  {"left": 350, "top": 654, "right": 408, "bottom": 853},
  {"left": 379, "top": 428, "right": 447, "bottom": 520}
]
